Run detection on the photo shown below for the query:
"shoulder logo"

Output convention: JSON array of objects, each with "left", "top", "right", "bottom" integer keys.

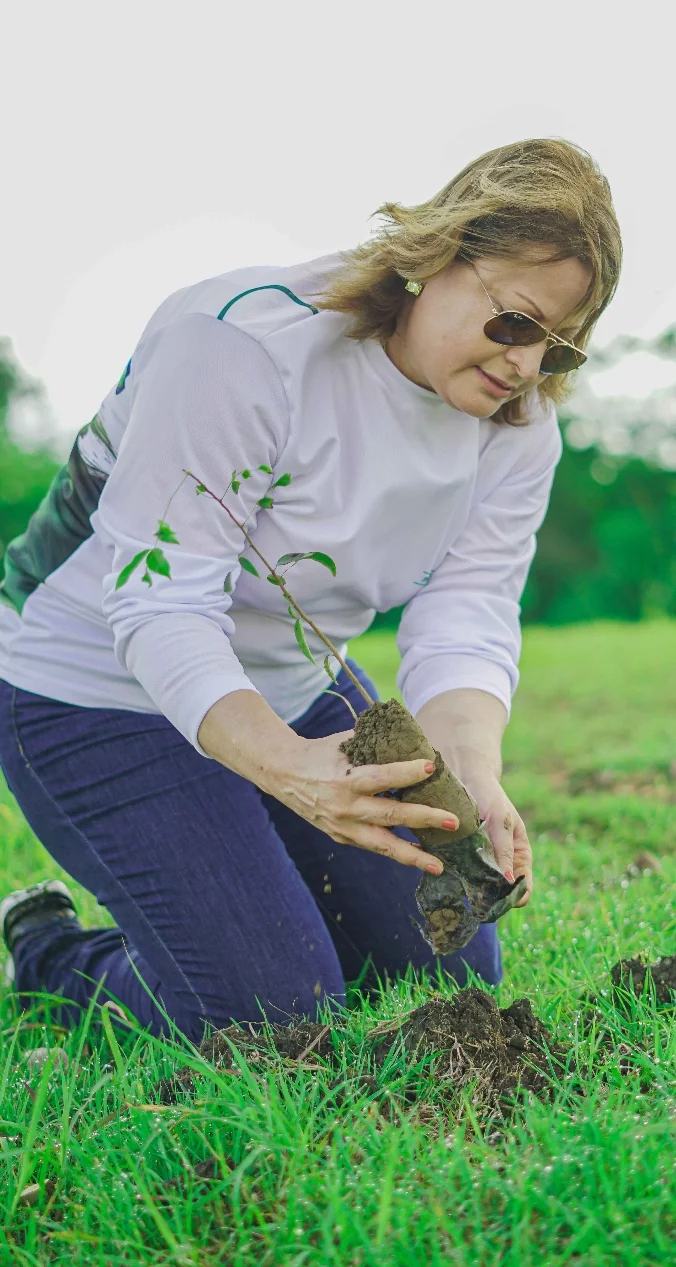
[{"left": 414, "top": 568, "right": 437, "bottom": 588}]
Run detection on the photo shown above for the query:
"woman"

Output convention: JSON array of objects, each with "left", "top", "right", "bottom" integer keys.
[{"left": 0, "top": 138, "right": 621, "bottom": 1040}]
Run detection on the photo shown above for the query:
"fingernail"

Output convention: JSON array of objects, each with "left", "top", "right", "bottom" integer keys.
[
  {"left": 441, "top": 818, "right": 458, "bottom": 830},
  {"left": 427, "top": 862, "right": 443, "bottom": 876},
  {"left": 424, "top": 761, "right": 434, "bottom": 773},
  {"left": 505, "top": 870, "right": 515, "bottom": 883}
]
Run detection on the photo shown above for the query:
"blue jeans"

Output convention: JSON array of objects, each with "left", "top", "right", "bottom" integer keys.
[{"left": 0, "top": 663, "right": 501, "bottom": 1040}]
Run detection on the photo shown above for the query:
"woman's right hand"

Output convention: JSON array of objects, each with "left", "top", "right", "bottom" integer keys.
[
  {"left": 269, "top": 730, "right": 459, "bottom": 874},
  {"left": 198, "top": 691, "right": 457, "bottom": 873}
]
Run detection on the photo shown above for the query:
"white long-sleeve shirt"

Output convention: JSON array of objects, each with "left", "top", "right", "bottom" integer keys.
[{"left": 0, "top": 252, "right": 562, "bottom": 754}]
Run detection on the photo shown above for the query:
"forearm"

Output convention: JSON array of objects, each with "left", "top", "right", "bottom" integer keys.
[
  {"left": 197, "top": 689, "right": 306, "bottom": 795},
  {"left": 415, "top": 688, "right": 508, "bottom": 782}
]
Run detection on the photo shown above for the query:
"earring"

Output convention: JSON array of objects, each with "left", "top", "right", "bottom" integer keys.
[{"left": 404, "top": 279, "right": 424, "bottom": 296}]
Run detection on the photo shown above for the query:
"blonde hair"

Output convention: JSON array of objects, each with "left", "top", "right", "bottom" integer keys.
[{"left": 309, "top": 138, "right": 622, "bottom": 425}]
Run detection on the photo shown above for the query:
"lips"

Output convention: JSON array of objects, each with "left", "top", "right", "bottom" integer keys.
[
  {"left": 475, "top": 366, "right": 517, "bottom": 398},
  {"left": 480, "top": 368, "right": 512, "bottom": 390}
]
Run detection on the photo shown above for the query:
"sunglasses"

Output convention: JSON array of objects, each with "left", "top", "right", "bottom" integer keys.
[{"left": 470, "top": 260, "right": 587, "bottom": 375}]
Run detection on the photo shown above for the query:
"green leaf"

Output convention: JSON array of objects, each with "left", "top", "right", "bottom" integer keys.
[
  {"left": 146, "top": 547, "right": 172, "bottom": 579},
  {"left": 266, "top": 575, "right": 284, "bottom": 586},
  {"left": 258, "top": 496, "right": 274, "bottom": 509},
  {"left": 195, "top": 483, "right": 207, "bottom": 496},
  {"left": 239, "top": 557, "right": 260, "bottom": 578},
  {"left": 223, "top": 573, "right": 233, "bottom": 593},
  {"left": 241, "top": 469, "right": 251, "bottom": 479},
  {"left": 141, "top": 570, "right": 152, "bottom": 585},
  {"left": 156, "top": 520, "right": 180, "bottom": 544},
  {"left": 306, "top": 552, "right": 337, "bottom": 576},
  {"left": 232, "top": 479, "right": 241, "bottom": 494},
  {"left": 294, "top": 619, "right": 315, "bottom": 664},
  {"left": 323, "top": 654, "right": 338, "bottom": 684},
  {"left": 276, "top": 551, "right": 337, "bottom": 577},
  {"left": 257, "top": 464, "right": 273, "bottom": 474},
  {"left": 287, "top": 604, "right": 296, "bottom": 619},
  {"left": 272, "top": 472, "right": 292, "bottom": 487},
  {"left": 115, "top": 549, "right": 149, "bottom": 590},
  {"left": 276, "top": 552, "right": 304, "bottom": 568}
]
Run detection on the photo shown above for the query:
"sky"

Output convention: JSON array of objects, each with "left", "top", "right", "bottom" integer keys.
[{"left": 2, "top": 1, "right": 676, "bottom": 449}]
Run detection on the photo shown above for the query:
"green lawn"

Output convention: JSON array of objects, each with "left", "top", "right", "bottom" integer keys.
[{"left": 2, "top": 620, "right": 676, "bottom": 1264}]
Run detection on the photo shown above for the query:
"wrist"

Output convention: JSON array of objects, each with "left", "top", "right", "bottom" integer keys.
[
  {"left": 259, "top": 734, "right": 312, "bottom": 799},
  {"left": 197, "top": 690, "right": 308, "bottom": 795},
  {"left": 451, "top": 745, "right": 502, "bottom": 786},
  {"left": 415, "top": 689, "right": 505, "bottom": 786}
]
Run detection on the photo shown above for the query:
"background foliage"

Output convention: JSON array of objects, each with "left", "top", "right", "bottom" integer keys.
[
  {"left": 0, "top": 346, "right": 59, "bottom": 558},
  {"left": 521, "top": 437, "right": 676, "bottom": 624},
  {"left": 1, "top": 345, "right": 676, "bottom": 625}
]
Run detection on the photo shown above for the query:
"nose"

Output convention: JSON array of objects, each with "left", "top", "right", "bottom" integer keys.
[{"left": 503, "top": 342, "right": 546, "bottom": 383}]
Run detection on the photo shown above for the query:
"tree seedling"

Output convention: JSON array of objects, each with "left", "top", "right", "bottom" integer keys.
[{"left": 116, "top": 463, "right": 526, "bottom": 951}]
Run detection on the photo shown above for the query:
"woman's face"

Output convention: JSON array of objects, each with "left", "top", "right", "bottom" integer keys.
[{"left": 384, "top": 248, "right": 593, "bottom": 416}]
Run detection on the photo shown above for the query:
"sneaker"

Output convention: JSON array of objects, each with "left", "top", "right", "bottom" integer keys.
[{"left": 0, "top": 880, "right": 79, "bottom": 965}]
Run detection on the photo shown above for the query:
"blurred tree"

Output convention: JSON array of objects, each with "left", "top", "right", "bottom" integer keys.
[
  {"left": 521, "top": 434, "right": 676, "bottom": 623},
  {"left": 0, "top": 343, "right": 59, "bottom": 555}
]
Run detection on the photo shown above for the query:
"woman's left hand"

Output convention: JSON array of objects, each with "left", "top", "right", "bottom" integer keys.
[{"left": 461, "top": 766, "right": 532, "bottom": 906}]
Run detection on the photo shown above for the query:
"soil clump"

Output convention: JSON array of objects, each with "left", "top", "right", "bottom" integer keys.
[
  {"left": 609, "top": 953, "right": 676, "bottom": 1005},
  {"left": 368, "top": 987, "right": 567, "bottom": 1104},
  {"left": 340, "top": 699, "right": 526, "bottom": 953},
  {"left": 156, "top": 1020, "right": 337, "bottom": 1103}
]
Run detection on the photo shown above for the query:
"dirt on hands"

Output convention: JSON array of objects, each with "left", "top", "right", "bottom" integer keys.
[{"left": 340, "top": 699, "right": 526, "bottom": 954}]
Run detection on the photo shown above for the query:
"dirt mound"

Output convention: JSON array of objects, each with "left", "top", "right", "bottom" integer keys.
[
  {"left": 610, "top": 953, "right": 676, "bottom": 1005},
  {"left": 202, "top": 1018, "right": 335, "bottom": 1065},
  {"left": 156, "top": 991, "right": 565, "bottom": 1109},
  {"left": 154, "top": 956, "right": 676, "bottom": 1111},
  {"left": 156, "top": 1020, "right": 337, "bottom": 1103},
  {"left": 368, "top": 987, "right": 566, "bottom": 1104},
  {"left": 576, "top": 954, "right": 676, "bottom": 1089}
]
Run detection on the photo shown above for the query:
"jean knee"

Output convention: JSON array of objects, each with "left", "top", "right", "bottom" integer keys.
[
  {"left": 440, "top": 926, "right": 503, "bottom": 987},
  {"left": 182, "top": 960, "right": 347, "bottom": 1033},
  {"left": 378, "top": 925, "right": 503, "bottom": 990}
]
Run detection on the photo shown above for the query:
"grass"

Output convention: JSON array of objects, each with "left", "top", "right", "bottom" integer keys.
[{"left": 1, "top": 618, "right": 676, "bottom": 1264}]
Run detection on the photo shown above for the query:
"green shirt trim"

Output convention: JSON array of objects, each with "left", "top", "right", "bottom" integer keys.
[{"left": 217, "top": 285, "right": 319, "bottom": 321}]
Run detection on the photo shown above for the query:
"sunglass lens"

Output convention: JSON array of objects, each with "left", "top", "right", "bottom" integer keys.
[
  {"left": 484, "top": 312, "right": 545, "bottom": 347},
  {"left": 539, "top": 344, "right": 587, "bottom": 374}
]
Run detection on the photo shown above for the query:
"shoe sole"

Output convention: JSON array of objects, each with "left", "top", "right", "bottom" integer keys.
[{"left": 1, "top": 879, "right": 76, "bottom": 953}]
